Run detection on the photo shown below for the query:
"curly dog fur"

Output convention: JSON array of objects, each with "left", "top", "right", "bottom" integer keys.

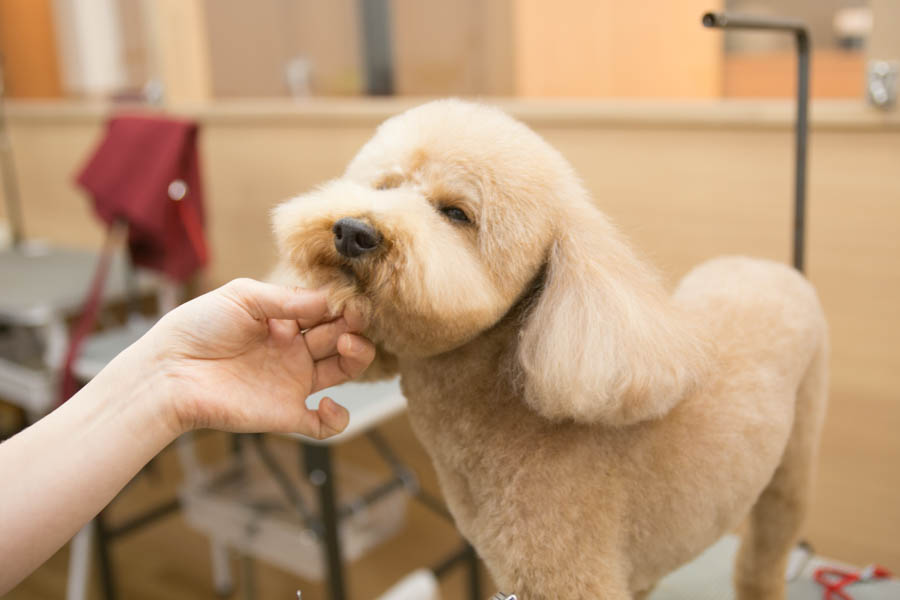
[{"left": 271, "top": 100, "right": 829, "bottom": 599}]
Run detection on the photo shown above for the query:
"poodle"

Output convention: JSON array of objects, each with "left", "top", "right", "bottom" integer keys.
[{"left": 271, "top": 100, "right": 829, "bottom": 600}]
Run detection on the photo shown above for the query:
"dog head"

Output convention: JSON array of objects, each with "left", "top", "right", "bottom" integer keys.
[{"left": 274, "top": 99, "right": 706, "bottom": 425}]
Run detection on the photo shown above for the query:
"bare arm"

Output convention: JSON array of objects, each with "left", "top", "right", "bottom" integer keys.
[{"left": 0, "top": 279, "right": 375, "bottom": 593}]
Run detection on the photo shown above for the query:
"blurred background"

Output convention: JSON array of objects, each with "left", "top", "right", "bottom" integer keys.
[
  {"left": 0, "top": 0, "right": 887, "bottom": 100},
  {"left": 0, "top": 1, "right": 898, "bottom": 599}
]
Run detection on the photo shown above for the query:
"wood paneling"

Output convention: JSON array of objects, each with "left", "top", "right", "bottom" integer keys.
[
  {"left": 869, "top": 0, "right": 900, "bottom": 66},
  {"left": 724, "top": 49, "right": 865, "bottom": 99},
  {"left": 0, "top": 0, "right": 62, "bottom": 98},
  {"left": 203, "top": 0, "right": 362, "bottom": 98},
  {"left": 141, "top": 0, "right": 212, "bottom": 103},
  {"left": 391, "top": 0, "right": 515, "bottom": 96},
  {"left": 514, "top": 0, "right": 723, "bottom": 97}
]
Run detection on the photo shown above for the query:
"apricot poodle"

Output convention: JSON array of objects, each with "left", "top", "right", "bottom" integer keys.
[{"left": 272, "top": 100, "right": 829, "bottom": 600}]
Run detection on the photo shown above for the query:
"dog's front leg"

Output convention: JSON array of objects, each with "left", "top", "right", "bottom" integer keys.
[
  {"left": 495, "top": 554, "right": 633, "bottom": 600},
  {"left": 509, "top": 580, "right": 633, "bottom": 600}
]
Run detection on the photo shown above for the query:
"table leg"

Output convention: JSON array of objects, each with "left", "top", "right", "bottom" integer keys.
[
  {"left": 210, "top": 539, "right": 233, "bottom": 597},
  {"left": 95, "top": 511, "right": 117, "bottom": 600},
  {"left": 303, "top": 443, "right": 346, "bottom": 600},
  {"left": 466, "top": 544, "right": 481, "bottom": 600},
  {"left": 66, "top": 522, "right": 93, "bottom": 600}
]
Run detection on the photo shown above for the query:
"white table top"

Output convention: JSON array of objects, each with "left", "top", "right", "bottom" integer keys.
[
  {"left": 0, "top": 242, "right": 156, "bottom": 326},
  {"left": 288, "top": 377, "right": 407, "bottom": 446}
]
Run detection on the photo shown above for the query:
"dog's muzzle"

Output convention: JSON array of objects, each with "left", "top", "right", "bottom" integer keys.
[{"left": 332, "top": 217, "right": 381, "bottom": 258}]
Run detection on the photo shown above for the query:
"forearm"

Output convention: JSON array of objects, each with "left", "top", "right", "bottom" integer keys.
[{"left": 0, "top": 342, "right": 179, "bottom": 594}]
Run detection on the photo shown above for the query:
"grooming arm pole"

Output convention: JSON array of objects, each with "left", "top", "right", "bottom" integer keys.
[{"left": 702, "top": 12, "right": 810, "bottom": 273}]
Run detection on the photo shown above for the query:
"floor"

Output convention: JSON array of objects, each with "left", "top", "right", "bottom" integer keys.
[
  {"left": 5, "top": 414, "right": 496, "bottom": 600},
  {"left": 5, "top": 381, "right": 899, "bottom": 599}
]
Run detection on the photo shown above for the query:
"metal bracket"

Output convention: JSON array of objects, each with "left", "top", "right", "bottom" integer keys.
[
  {"left": 702, "top": 12, "right": 811, "bottom": 273},
  {"left": 867, "top": 60, "right": 898, "bottom": 109}
]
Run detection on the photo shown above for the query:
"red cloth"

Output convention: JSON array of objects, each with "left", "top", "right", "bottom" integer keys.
[
  {"left": 60, "top": 115, "right": 209, "bottom": 404},
  {"left": 76, "top": 115, "right": 208, "bottom": 281}
]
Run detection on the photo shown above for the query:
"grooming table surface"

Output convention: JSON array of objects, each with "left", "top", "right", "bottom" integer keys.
[
  {"left": 285, "top": 377, "right": 407, "bottom": 445},
  {"left": 652, "top": 535, "right": 899, "bottom": 599},
  {"left": 0, "top": 244, "right": 155, "bottom": 325},
  {"left": 72, "top": 318, "right": 158, "bottom": 379}
]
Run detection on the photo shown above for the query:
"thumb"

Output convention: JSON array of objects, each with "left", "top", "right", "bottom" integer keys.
[{"left": 301, "top": 397, "right": 350, "bottom": 440}]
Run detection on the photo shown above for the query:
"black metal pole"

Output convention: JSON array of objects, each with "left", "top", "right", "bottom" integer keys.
[
  {"left": 702, "top": 12, "right": 810, "bottom": 273},
  {"left": 303, "top": 443, "right": 347, "bottom": 600},
  {"left": 794, "top": 31, "right": 810, "bottom": 273},
  {"left": 94, "top": 513, "right": 118, "bottom": 600},
  {"left": 106, "top": 498, "right": 180, "bottom": 538},
  {"left": 466, "top": 544, "right": 481, "bottom": 600},
  {"left": 358, "top": 0, "right": 394, "bottom": 95}
]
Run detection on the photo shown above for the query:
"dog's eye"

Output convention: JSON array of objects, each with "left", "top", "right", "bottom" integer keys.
[{"left": 439, "top": 206, "right": 471, "bottom": 223}]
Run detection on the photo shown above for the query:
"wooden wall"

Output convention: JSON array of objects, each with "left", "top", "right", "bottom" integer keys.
[
  {"left": 0, "top": 0, "right": 62, "bottom": 98},
  {"left": 514, "top": 0, "right": 723, "bottom": 97},
  {"left": 2, "top": 99, "right": 899, "bottom": 571},
  {"left": 203, "top": 0, "right": 361, "bottom": 97},
  {"left": 392, "top": 0, "right": 515, "bottom": 96}
]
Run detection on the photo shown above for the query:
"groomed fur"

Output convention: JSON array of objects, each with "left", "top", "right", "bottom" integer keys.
[
  {"left": 272, "top": 100, "right": 829, "bottom": 599},
  {"left": 517, "top": 200, "right": 709, "bottom": 426}
]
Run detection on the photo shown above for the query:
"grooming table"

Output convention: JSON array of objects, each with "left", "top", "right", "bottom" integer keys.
[
  {"left": 183, "top": 378, "right": 480, "bottom": 600},
  {"left": 295, "top": 379, "right": 408, "bottom": 445},
  {"left": 651, "top": 535, "right": 899, "bottom": 599}
]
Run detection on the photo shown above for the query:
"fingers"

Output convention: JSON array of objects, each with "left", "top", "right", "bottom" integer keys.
[
  {"left": 267, "top": 316, "right": 301, "bottom": 345},
  {"left": 225, "top": 278, "right": 329, "bottom": 328},
  {"left": 304, "top": 318, "right": 349, "bottom": 360},
  {"left": 270, "top": 397, "right": 350, "bottom": 440},
  {"left": 313, "top": 397, "right": 350, "bottom": 439},
  {"left": 311, "top": 333, "right": 376, "bottom": 392}
]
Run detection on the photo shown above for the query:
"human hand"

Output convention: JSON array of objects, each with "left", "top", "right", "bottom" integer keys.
[{"left": 137, "top": 278, "right": 375, "bottom": 438}]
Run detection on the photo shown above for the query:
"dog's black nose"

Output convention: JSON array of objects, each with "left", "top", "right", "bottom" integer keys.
[{"left": 333, "top": 217, "right": 380, "bottom": 258}]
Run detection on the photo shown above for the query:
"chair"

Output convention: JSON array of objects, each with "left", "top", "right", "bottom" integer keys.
[{"left": 0, "top": 243, "right": 158, "bottom": 422}]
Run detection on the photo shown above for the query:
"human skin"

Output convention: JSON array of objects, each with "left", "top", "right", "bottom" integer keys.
[{"left": 0, "top": 278, "right": 375, "bottom": 594}]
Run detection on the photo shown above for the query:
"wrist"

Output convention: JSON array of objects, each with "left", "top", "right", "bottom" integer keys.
[{"left": 93, "top": 331, "right": 186, "bottom": 441}]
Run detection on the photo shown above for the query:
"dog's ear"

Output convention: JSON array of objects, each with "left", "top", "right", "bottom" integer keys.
[{"left": 516, "top": 203, "right": 707, "bottom": 426}]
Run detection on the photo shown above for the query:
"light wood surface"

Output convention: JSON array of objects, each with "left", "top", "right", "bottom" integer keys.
[
  {"left": 392, "top": 0, "right": 515, "bottom": 96},
  {"left": 2, "top": 99, "right": 899, "bottom": 597},
  {"left": 869, "top": 0, "right": 900, "bottom": 69},
  {"left": 140, "top": 0, "right": 212, "bottom": 103},
  {"left": 514, "top": 0, "right": 723, "bottom": 97},
  {"left": 724, "top": 49, "right": 865, "bottom": 99},
  {"left": 0, "top": 0, "right": 62, "bottom": 98},
  {"left": 203, "top": 0, "right": 362, "bottom": 98}
]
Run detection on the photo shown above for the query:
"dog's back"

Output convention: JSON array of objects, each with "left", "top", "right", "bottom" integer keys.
[
  {"left": 627, "top": 255, "right": 829, "bottom": 598},
  {"left": 674, "top": 256, "right": 826, "bottom": 382}
]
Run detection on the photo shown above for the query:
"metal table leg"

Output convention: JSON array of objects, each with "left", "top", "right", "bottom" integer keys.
[
  {"left": 66, "top": 523, "right": 94, "bottom": 600},
  {"left": 95, "top": 511, "right": 117, "bottom": 600},
  {"left": 303, "top": 443, "right": 347, "bottom": 600},
  {"left": 466, "top": 544, "right": 481, "bottom": 600}
]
